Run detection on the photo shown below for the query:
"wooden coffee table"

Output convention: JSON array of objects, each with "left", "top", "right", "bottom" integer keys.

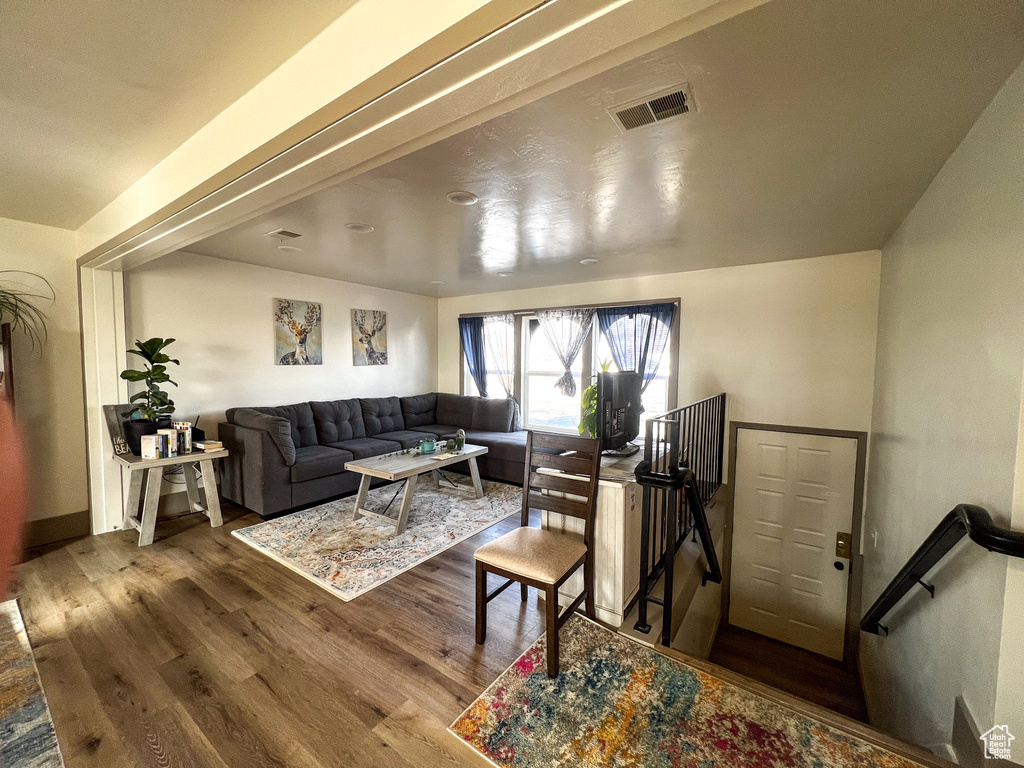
[{"left": 345, "top": 444, "right": 488, "bottom": 535}]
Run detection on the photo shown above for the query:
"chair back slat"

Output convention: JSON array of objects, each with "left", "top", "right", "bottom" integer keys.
[
  {"left": 530, "top": 452, "right": 594, "bottom": 476},
  {"left": 520, "top": 431, "right": 603, "bottom": 544}
]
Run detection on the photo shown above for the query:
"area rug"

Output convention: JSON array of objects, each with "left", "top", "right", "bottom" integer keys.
[
  {"left": 450, "top": 615, "right": 925, "bottom": 768},
  {"left": 0, "top": 600, "right": 64, "bottom": 768},
  {"left": 232, "top": 479, "right": 520, "bottom": 601}
]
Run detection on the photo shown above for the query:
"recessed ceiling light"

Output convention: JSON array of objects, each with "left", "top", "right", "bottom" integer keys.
[
  {"left": 497, "top": 271, "right": 514, "bottom": 277},
  {"left": 446, "top": 191, "right": 478, "bottom": 206},
  {"left": 580, "top": 258, "right": 598, "bottom": 265},
  {"left": 345, "top": 223, "right": 374, "bottom": 233},
  {"left": 430, "top": 280, "right": 446, "bottom": 286},
  {"left": 277, "top": 245, "right": 302, "bottom": 253}
]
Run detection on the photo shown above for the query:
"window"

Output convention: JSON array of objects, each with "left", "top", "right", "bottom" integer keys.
[{"left": 523, "top": 317, "right": 584, "bottom": 432}]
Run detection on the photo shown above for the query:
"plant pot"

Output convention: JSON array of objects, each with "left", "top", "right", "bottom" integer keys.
[{"left": 122, "top": 418, "right": 173, "bottom": 456}]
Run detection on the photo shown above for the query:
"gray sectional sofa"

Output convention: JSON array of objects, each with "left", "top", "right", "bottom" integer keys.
[{"left": 219, "top": 392, "right": 528, "bottom": 517}]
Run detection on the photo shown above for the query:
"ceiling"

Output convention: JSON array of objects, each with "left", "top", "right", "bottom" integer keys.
[
  {"left": 0, "top": 0, "right": 357, "bottom": 229},
  {"left": 186, "top": 0, "right": 1024, "bottom": 298}
]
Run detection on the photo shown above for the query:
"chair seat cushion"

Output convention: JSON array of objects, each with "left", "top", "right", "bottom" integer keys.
[
  {"left": 375, "top": 430, "right": 434, "bottom": 449},
  {"left": 329, "top": 437, "right": 401, "bottom": 459},
  {"left": 474, "top": 527, "right": 586, "bottom": 584},
  {"left": 290, "top": 445, "right": 355, "bottom": 483}
]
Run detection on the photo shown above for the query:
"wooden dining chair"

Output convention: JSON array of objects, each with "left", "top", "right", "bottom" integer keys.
[{"left": 474, "top": 431, "right": 603, "bottom": 677}]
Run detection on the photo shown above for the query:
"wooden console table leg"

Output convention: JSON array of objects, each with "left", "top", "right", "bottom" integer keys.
[
  {"left": 468, "top": 457, "right": 484, "bottom": 498},
  {"left": 352, "top": 474, "right": 372, "bottom": 519},
  {"left": 138, "top": 466, "right": 164, "bottom": 546},
  {"left": 183, "top": 465, "right": 202, "bottom": 513},
  {"left": 199, "top": 459, "right": 223, "bottom": 527},
  {"left": 122, "top": 470, "right": 143, "bottom": 530},
  {"left": 395, "top": 473, "right": 418, "bottom": 535}
]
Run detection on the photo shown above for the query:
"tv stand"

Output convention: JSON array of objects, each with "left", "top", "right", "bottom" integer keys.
[{"left": 603, "top": 442, "right": 640, "bottom": 458}]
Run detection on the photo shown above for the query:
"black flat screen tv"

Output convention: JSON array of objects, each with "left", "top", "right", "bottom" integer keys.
[{"left": 596, "top": 371, "right": 641, "bottom": 456}]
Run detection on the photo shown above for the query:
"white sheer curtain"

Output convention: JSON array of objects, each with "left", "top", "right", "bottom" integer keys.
[
  {"left": 535, "top": 308, "right": 595, "bottom": 398},
  {"left": 482, "top": 314, "right": 515, "bottom": 398}
]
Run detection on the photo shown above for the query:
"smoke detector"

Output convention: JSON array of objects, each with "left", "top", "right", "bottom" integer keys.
[{"left": 608, "top": 84, "right": 695, "bottom": 133}]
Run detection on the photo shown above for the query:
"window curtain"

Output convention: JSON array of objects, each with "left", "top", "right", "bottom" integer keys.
[
  {"left": 458, "top": 316, "right": 488, "bottom": 397},
  {"left": 595, "top": 302, "right": 675, "bottom": 393},
  {"left": 482, "top": 314, "right": 515, "bottom": 398},
  {"left": 535, "top": 308, "right": 595, "bottom": 398}
]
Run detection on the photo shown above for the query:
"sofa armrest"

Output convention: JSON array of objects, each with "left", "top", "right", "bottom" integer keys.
[
  {"left": 232, "top": 408, "right": 296, "bottom": 465},
  {"left": 219, "top": 422, "right": 292, "bottom": 516}
]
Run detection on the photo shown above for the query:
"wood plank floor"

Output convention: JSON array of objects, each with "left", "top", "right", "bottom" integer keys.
[
  {"left": 709, "top": 623, "right": 869, "bottom": 723},
  {"left": 14, "top": 501, "right": 541, "bottom": 768}
]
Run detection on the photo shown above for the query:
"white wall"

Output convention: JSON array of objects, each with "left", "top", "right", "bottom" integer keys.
[
  {"left": 124, "top": 252, "right": 438, "bottom": 439},
  {"left": 438, "top": 250, "right": 882, "bottom": 478},
  {"left": 0, "top": 217, "right": 88, "bottom": 522},
  {"left": 862, "top": 61, "right": 1024, "bottom": 749}
]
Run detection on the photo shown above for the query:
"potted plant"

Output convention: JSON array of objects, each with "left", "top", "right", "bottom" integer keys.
[
  {"left": 120, "top": 338, "right": 179, "bottom": 455},
  {"left": 0, "top": 270, "right": 53, "bottom": 347},
  {"left": 579, "top": 360, "right": 613, "bottom": 438}
]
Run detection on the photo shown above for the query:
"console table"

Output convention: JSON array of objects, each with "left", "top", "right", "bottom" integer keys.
[{"left": 114, "top": 449, "right": 228, "bottom": 546}]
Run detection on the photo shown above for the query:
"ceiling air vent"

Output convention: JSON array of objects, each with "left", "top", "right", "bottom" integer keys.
[
  {"left": 609, "top": 84, "right": 695, "bottom": 134},
  {"left": 263, "top": 228, "right": 302, "bottom": 240}
]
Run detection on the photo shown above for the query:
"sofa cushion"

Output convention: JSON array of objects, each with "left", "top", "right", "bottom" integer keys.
[
  {"left": 231, "top": 408, "right": 297, "bottom": 465},
  {"left": 411, "top": 425, "right": 458, "bottom": 439},
  {"left": 464, "top": 430, "right": 529, "bottom": 463},
  {"left": 290, "top": 445, "right": 355, "bottom": 483},
  {"left": 436, "top": 393, "right": 477, "bottom": 429},
  {"left": 227, "top": 402, "right": 317, "bottom": 450},
  {"left": 311, "top": 399, "right": 366, "bottom": 444},
  {"left": 375, "top": 430, "right": 434, "bottom": 449},
  {"left": 400, "top": 393, "right": 437, "bottom": 429},
  {"left": 472, "top": 398, "right": 515, "bottom": 433},
  {"left": 330, "top": 437, "right": 401, "bottom": 459},
  {"left": 360, "top": 397, "right": 405, "bottom": 436}
]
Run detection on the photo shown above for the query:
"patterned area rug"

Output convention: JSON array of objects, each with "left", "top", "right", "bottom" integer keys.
[
  {"left": 233, "top": 479, "right": 520, "bottom": 600},
  {"left": 0, "top": 600, "right": 63, "bottom": 767},
  {"left": 451, "top": 615, "right": 925, "bottom": 768}
]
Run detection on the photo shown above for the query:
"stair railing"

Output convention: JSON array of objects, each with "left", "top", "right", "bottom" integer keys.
[
  {"left": 634, "top": 393, "right": 726, "bottom": 646},
  {"left": 860, "top": 504, "right": 1024, "bottom": 635}
]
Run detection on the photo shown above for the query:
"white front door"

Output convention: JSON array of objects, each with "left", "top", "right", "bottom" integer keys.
[{"left": 730, "top": 428, "right": 857, "bottom": 660}]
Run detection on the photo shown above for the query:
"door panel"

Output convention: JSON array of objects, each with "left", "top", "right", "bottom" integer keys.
[{"left": 730, "top": 429, "right": 857, "bottom": 660}]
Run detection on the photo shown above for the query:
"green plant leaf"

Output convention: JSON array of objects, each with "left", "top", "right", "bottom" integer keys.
[{"left": 120, "top": 370, "right": 149, "bottom": 382}]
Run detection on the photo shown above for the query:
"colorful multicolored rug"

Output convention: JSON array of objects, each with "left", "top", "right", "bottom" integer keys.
[
  {"left": 233, "top": 479, "right": 520, "bottom": 601},
  {"left": 451, "top": 615, "right": 926, "bottom": 768},
  {"left": 0, "top": 600, "right": 63, "bottom": 767}
]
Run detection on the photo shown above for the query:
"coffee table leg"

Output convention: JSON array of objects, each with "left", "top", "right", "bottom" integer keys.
[
  {"left": 353, "top": 474, "right": 371, "bottom": 519},
  {"left": 395, "top": 473, "right": 418, "bottom": 534},
  {"left": 469, "top": 457, "right": 484, "bottom": 498},
  {"left": 138, "top": 466, "right": 164, "bottom": 546},
  {"left": 200, "top": 460, "right": 223, "bottom": 528}
]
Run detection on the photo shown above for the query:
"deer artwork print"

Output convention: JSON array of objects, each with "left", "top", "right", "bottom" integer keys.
[
  {"left": 274, "top": 299, "right": 323, "bottom": 365},
  {"left": 351, "top": 309, "right": 388, "bottom": 366}
]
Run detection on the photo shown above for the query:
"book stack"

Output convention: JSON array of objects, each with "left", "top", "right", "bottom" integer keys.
[
  {"left": 140, "top": 423, "right": 196, "bottom": 460},
  {"left": 194, "top": 440, "right": 223, "bottom": 452}
]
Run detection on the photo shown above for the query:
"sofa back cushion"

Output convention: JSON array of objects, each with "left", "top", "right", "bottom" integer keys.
[
  {"left": 400, "top": 393, "right": 437, "bottom": 429},
  {"left": 472, "top": 397, "right": 516, "bottom": 433},
  {"left": 310, "top": 399, "right": 366, "bottom": 444},
  {"left": 436, "top": 393, "right": 477, "bottom": 429},
  {"left": 360, "top": 397, "right": 405, "bottom": 436},
  {"left": 231, "top": 408, "right": 297, "bottom": 465},
  {"left": 226, "top": 402, "right": 317, "bottom": 449}
]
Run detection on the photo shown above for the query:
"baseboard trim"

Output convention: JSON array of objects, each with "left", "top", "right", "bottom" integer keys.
[{"left": 24, "top": 510, "right": 90, "bottom": 548}]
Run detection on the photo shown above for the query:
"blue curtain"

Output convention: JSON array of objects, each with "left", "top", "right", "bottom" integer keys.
[
  {"left": 596, "top": 303, "right": 675, "bottom": 393},
  {"left": 458, "top": 316, "right": 488, "bottom": 397}
]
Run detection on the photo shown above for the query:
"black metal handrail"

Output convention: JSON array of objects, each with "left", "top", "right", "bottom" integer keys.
[
  {"left": 861, "top": 504, "right": 1024, "bottom": 635},
  {"left": 634, "top": 393, "right": 726, "bottom": 646}
]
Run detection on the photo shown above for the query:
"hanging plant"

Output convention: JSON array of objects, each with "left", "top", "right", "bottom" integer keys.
[{"left": 0, "top": 271, "right": 55, "bottom": 349}]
